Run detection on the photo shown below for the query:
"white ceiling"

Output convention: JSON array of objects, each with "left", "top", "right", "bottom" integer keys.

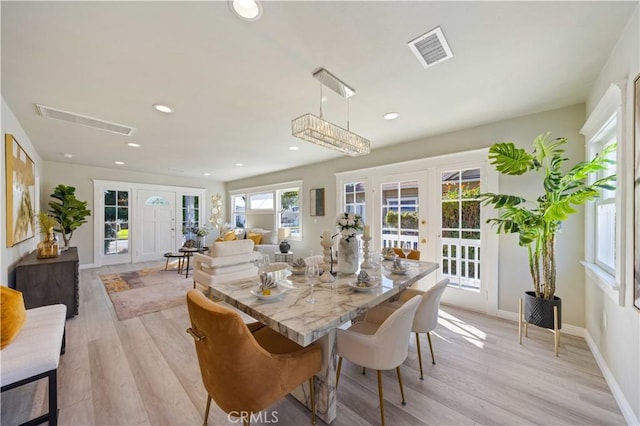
[{"left": 1, "top": 1, "right": 636, "bottom": 182}]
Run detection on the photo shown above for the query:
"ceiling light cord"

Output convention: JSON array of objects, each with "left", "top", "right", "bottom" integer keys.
[{"left": 319, "top": 82, "right": 324, "bottom": 119}]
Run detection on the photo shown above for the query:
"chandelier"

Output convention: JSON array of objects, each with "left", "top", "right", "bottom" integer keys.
[{"left": 291, "top": 68, "right": 370, "bottom": 156}]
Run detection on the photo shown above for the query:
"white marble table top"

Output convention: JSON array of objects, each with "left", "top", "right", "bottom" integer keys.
[{"left": 209, "top": 260, "right": 439, "bottom": 347}]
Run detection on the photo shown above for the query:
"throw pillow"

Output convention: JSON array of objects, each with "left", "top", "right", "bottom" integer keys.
[
  {"left": 223, "top": 230, "right": 237, "bottom": 241},
  {"left": 247, "top": 233, "right": 262, "bottom": 245},
  {"left": 1, "top": 286, "right": 27, "bottom": 349}
]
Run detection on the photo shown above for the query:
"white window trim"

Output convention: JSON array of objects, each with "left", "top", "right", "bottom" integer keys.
[
  {"left": 230, "top": 180, "right": 303, "bottom": 241},
  {"left": 579, "top": 82, "right": 624, "bottom": 306}
]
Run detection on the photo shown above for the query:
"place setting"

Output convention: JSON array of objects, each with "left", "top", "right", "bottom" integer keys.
[{"left": 348, "top": 270, "right": 382, "bottom": 292}]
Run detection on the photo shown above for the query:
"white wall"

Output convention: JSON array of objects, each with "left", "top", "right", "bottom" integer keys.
[
  {"left": 1, "top": 98, "right": 43, "bottom": 287},
  {"left": 228, "top": 103, "right": 588, "bottom": 327},
  {"left": 42, "top": 161, "right": 225, "bottom": 266},
  {"left": 584, "top": 5, "right": 640, "bottom": 424}
]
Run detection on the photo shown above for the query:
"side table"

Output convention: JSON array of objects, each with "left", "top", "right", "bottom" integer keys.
[
  {"left": 179, "top": 246, "right": 209, "bottom": 278},
  {"left": 275, "top": 251, "right": 294, "bottom": 263}
]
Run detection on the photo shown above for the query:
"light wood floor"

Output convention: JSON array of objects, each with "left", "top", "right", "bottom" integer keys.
[{"left": 1, "top": 261, "right": 626, "bottom": 426}]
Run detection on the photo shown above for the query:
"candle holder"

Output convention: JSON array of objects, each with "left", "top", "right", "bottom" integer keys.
[
  {"left": 360, "top": 234, "right": 372, "bottom": 269},
  {"left": 319, "top": 235, "right": 336, "bottom": 283}
]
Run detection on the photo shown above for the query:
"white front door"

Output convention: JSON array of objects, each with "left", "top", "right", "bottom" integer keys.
[{"left": 135, "top": 190, "right": 176, "bottom": 262}]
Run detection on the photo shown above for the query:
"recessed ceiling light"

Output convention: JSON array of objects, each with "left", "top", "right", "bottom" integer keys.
[
  {"left": 383, "top": 112, "right": 400, "bottom": 120},
  {"left": 288, "top": 146, "right": 299, "bottom": 151},
  {"left": 229, "top": 0, "right": 262, "bottom": 21},
  {"left": 62, "top": 153, "right": 73, "bottom": 158},
  {"left": 235, "top": 162, "right": 244, "bottom": 167},
  {"left": 153, "top": 104, "right": 173, "bottom": 113},
  {"left": 114, "top": 161, "right": 125, "bottom": 165},
  {"left": 203, "top": 172, "right": 211, "bottom": 176},
  {"left": 127, "top": 142, "right": 141, "bottom": 148}
]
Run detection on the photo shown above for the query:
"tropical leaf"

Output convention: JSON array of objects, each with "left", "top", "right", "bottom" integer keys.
[
  {"left": 488, "top": 143, "right": 535, "bottom": 175},
  {"left": 479, "top": 193, "right": 526, "bottom": 208},
  {"left": 532, "top": 133, "right": 566, "bottom": 165}
]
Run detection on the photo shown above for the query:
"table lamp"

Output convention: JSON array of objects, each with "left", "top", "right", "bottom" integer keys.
[{"left": 277, "top": 227, "right": 291, "bottom": 253}]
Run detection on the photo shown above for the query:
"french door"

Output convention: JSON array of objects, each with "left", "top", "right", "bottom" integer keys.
[{"left": 337, "top": 150, "right": 498, "bottom": 315}]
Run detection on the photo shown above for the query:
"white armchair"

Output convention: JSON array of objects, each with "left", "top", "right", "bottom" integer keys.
[
  {"left": 365, "top": 278, "right": 449, "bottom": 379},
  {"left": 336, "top": 296, "right": 421, "bottom": 426}
]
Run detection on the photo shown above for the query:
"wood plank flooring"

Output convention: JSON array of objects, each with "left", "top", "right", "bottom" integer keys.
[{"left": 1, "top": 261, "right": 626, "bottom": 426}]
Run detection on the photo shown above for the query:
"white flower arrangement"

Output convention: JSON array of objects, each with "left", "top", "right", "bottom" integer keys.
[{"left": 336, "top": 212, "right": 363, "bottom": 242}]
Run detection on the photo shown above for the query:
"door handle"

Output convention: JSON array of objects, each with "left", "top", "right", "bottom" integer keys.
[
  {"left": 421, "top": 219, "right": 426, "bottom": 225},
  {"left": 421, "top": 239, "right": 427, "bottom": 244}
]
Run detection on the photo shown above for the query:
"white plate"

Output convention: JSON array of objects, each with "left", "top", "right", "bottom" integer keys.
[
  {"left": 382, "top": 254, "right": 396, "bottom": 261},
  {"left": 250, "top": 286, "right": 286, "bottom": 301},
  {"left": 385, "top": 267, "right": 409, "bottom": 275},
  {"left": 348, "top": 282, "right": 382, "bottom": 292}
]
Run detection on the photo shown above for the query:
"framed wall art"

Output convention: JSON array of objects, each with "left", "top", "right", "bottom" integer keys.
[
  {"left": 310, "top": 188, "right": 325, "bottom": 216},
  {"left": 634, "top": 73, "right": 640, "bottom": 311},
  {"left": 5, "top": 133, "right": 36, "bottom": 247}
]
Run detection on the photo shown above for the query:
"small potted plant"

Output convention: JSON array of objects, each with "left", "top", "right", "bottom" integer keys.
[
  {"left": 36, "top": 212, "right": 59, "bottom": 259},
  {"left": 480, "top": 133, "right": 615, "bottom": 329}
]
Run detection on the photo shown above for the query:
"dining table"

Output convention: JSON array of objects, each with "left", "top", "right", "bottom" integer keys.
[{"left": 208, "top": 259, "right": 439, "bottom": 424}]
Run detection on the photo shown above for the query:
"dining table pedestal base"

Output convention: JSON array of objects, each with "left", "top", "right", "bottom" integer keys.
[{"left": 290, "top": 331, "right": 337, "bottom": 423}]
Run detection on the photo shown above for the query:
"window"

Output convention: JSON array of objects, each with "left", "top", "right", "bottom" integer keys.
[
  {"left": 344, "top": 182, "right": 366, "bottom": 224},
  {"left": 278, "top": 189, "right": 300, "bottom": 237},
  {"left": 441, "top": 168, "right": 481, "bottom": 291},
  {"left": 249, "top": 192, "right": 274, "bottom": 210},
  {"left": 104, "top": 190, "right": 129, "bottom": 255},
  {"left": 182, "top": 195, "right": 201, "bottom": 241},
  {"left": 590, "top": 117, "right": 617, "bottom": 275},
  {"left": 232, "top": 194, "right": 246, "bottom": 229},
  {"left": 230, "top": 181, "right": 303, "bottom": 239},
  {"left": 580, "top": 82, "right": 622, "bottom": 304}
]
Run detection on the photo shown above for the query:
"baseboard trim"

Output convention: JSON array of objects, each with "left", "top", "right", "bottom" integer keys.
[
  {"left": 79, "top": 263, "right": 95, "bottom": 270},
  {"left": 496, "top": 309, "right": 585, "bottom": 337},
  {"left": 584, "top": 331, "right": 639, "bottom": 426}
]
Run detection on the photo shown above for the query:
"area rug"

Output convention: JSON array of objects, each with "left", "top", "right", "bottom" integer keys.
[{"left": 100, "top": 262, "right": 193, "bottom": 320}]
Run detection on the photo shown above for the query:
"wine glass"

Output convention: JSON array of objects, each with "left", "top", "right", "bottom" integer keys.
[
  {"left": 401, "top": 242, "right": 412, "bottom": 267},
  {"left": 305, "top": 264, "right": 319, "bottom": 304}
]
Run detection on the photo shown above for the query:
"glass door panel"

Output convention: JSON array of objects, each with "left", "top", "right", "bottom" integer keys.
[
  {"left": 440, "top": 168, "right": 481, "bottom": 291},
  {"left": 381, "top": 180, "right": 420, "bottom": 250}
]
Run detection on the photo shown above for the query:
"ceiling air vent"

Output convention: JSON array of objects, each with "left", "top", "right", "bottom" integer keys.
[
  {"left": 408, "top": 26, "right": 453, "bottom": 69},
  {"left": 36, "top": 104, "right": 136, "bottom": 136}
]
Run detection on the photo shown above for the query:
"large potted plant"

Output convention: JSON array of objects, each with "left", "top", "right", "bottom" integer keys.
[
  {"left": 480, "top": 133, "right": 615, "bottom": 329},
  {"left": 48, "top": 184, "right": 91, "bottom": 250}
]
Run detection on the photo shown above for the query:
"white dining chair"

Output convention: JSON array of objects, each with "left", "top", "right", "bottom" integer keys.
[
  {"left": 365, "top": 278, "right": 449, "bottom": 380},
  {"left": 335, "top": 296, "right": 421, "bottom": 426}
]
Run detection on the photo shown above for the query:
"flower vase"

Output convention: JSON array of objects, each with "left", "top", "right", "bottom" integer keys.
[
  {"left": 37, "top": 228, "right": 59, "bottom": 259},
  {"left": 196, "top": 236, "right": 204, "bottom": 249},
  {"left": 338, "top": 237, "right": 359, "bottom": 275}
]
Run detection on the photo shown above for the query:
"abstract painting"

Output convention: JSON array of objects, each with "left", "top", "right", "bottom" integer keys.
[{"left": 5, "top": 134, "right": 35, "bottom": 247}]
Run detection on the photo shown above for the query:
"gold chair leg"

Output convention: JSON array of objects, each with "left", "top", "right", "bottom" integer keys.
[
  {"left": 554, "top": 306, "right": 559, "bottom": 357},
  {"left": 518, "top": 298, "right": 523, "bottom": 345},
  {"left": 415, "top": 333, "right": 424, "bottom": 380},
  {"left": 203, "top": 395, "right": 211, "bottom": 426},
  {"left": 243, "top": 417, "right": 250, "bottom": 426},
  {"left": 396, "top": 366, "right": 406, "bottom": 405},
  {"left": 377, "top": 370, "right": 386, "bottom": 426},
  {"left": 309, "top": 377, "right": 316, "bottom": 425},
  {"left": 362, "top": 366, "right": 366, "bottom": 375},
  {"left": 336, "top": 357, "right": 343, "bottom": 390},
  {"left": 427, "top": 332, "right": 436, "bottom": 365}
]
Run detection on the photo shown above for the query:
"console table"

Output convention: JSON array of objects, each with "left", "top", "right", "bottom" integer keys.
[{"left": 15, "top": 247, "right": 79, "bottom": 318}]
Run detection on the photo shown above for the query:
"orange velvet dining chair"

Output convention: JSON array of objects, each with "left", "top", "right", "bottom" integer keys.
[{"left": 186, "top": 289, "right": 322, "bottom": 426}]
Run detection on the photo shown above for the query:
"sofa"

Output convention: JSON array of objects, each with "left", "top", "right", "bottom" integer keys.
[{"left": 236, "top": 228, "right": 280, "bottom": 262}]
